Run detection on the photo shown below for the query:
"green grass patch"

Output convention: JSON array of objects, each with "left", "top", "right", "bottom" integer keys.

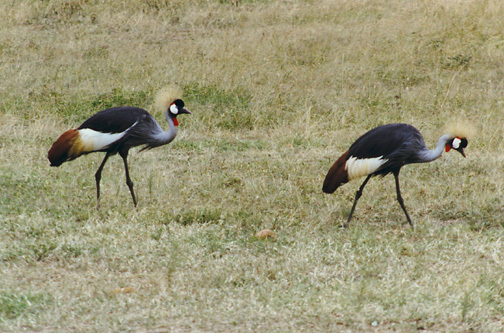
[
  {"left": 184, "top": 82, "right": 254, "bottom": 130},
  {"left": 168, "top": 207, "right": 224, "bottom": 226},
  {"left": 0, "top": 293, "right": 49, "bottom": 320},
  {"left": 60, "top": 88, "right": 151, "bottom": 124}
]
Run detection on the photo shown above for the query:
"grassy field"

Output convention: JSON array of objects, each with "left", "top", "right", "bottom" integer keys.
[{"left": 1, "top": 0, "right": 504, "bottom": 331}]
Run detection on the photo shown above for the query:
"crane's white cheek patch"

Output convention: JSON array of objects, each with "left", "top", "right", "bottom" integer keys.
[
  {"left": 345, "top": 156, "right": 388, "bottom": 180},
  {"left": 452, "top": 137, "right": 461, "bottom": 149},
  {"left": 170, "top": 104, "right": 178, "bottom": 115},
  {"left": 77, "top": 128, "right": 127, "bottom": 152}
]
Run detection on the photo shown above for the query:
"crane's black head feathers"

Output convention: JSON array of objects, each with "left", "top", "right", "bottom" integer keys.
[
  {"left": 458, "top": 138, "right": 468, "bottom": 148},
  {"left": 174, "top": 99, "right": 184, "bottom": 107},
  {"left": 447, "top": 137, "right": 468, "bottom": 157},
  {"left": 169, "top": 99, "right": 191, "bottom": 116}
]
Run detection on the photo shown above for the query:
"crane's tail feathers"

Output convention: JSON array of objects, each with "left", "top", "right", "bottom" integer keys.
[
  {"left": 322, "top": 150, "right": 349, "bottom": 194},
  {"left": 154, "top": 85, "right": 183, "bottom": 113},
  {"left": 48, "top": 129, "right": 80, "bottom": 167}
]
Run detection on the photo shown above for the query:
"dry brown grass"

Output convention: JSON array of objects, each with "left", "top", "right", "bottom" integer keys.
[{"left": 1, "top": 0, "right": 504, "bottom": 331}]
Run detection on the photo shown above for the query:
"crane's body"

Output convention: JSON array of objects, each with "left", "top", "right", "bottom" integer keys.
[
  {"left": 48, "top": 87, "right": 190, "bottom": 208},
  {"left": 323, "top": 123, "right": 468, "bottom": 228}
]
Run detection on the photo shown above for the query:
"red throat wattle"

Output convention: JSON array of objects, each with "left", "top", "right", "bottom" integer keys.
[
  {"left": 173, "top": 118, "right": 179, "bottom": 126},
  {"left": 445, "top": 144, "right": 451, "bottom": 152}
]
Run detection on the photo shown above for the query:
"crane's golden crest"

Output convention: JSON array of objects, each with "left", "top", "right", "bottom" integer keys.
[
  {"left": 154, "top": 85, "right": 183, "bottom": 114},
  {"left": 444, "top": 121, "right": 475, "bottom": 139}
]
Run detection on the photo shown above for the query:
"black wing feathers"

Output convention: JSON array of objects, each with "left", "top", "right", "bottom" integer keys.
[
  {"left": 78, "top": 107, "right": 151, "bottom": 133},
  {"left": 348, "top": 123, "right": 420, "bottom": 159}
]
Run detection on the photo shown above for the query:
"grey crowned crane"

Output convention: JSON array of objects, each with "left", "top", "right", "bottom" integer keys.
[
  {"left": 322, "top": 123, "right": 470, "bottom": 228},
  {"left": 48, "top": 86, "right": 190, "bottom": 208}
]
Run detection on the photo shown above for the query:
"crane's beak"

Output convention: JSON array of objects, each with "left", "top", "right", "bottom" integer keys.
[
  {"left": 452, "top": 137, "right": 467, "bottom": 158},
  {"left": 179, "top": 107, "right": 191, "bottom": 115},
  {"left": 455, "top": 147, "right": 466, "bottom": 158}
]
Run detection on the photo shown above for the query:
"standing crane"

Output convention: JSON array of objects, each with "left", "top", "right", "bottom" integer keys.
[
  {"left": 48, "top": 86, "right": 190, "bottom": 208},
  {"left": 322, "top": 123, "right": 469, "bottom": 228}
]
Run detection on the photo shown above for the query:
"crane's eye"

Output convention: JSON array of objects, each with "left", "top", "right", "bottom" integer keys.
[{"left": 169, "top": 103, "right": 178, "bottom": 115}]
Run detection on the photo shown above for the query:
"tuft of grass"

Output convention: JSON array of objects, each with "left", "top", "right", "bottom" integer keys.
[
  {"left": 443, "top": 54, "right": 473, "bottom": 70},
  {"left": 185, "top": 82, "right": 255, "bottom": 130},
  {"left": 168, "top": 208, "right": 224, "bottom": 226},
  {"left": 0, "top": 293, "right": 49, "bottom": 320}
]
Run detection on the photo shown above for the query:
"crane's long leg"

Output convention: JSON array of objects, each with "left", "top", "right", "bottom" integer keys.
[
  {"left": 393, "top": 171, "right": 413, "bottom": 228},
  {"left": 344, "top": 174, "right": 372, "bottom": 228},
  {"left": 119, "top": 150, "right": 137, "bottom": 207},
  {"left": 95, "top": 152, "right": 111, "bottom": 209}
]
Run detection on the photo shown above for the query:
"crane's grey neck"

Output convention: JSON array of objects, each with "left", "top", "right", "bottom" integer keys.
[
  {"left": 153, "top": 112, "right": 178, "bottom": 145},
  {"left": 418, "top": 134, "right": 452, "bottom": 162}
]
